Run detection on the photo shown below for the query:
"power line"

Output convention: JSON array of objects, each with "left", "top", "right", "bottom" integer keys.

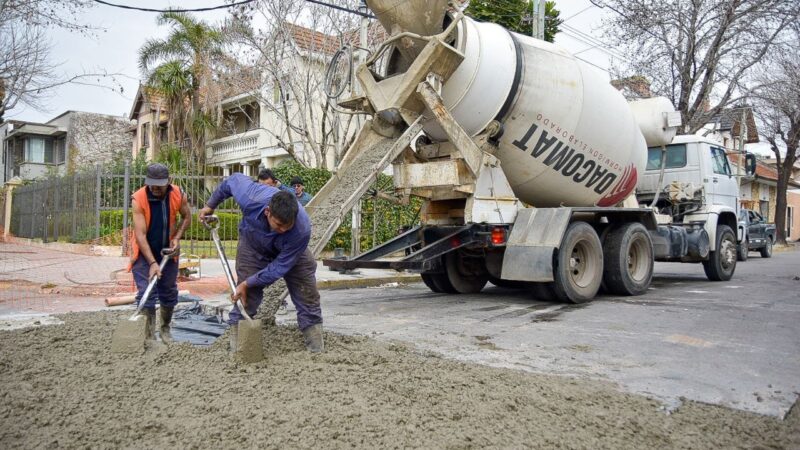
[
  {"left": 93, "top": 0, "right": 375, "bottom": 17},
  {"left": 92, "top": 0, "right": 256, "bottom": 13}
]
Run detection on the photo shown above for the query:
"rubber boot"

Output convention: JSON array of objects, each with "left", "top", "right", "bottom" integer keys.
[
  {"left": 143, "top": 309, "right": 156, "bottom": 341},
  {"left": 229, "top": 324, "right": 238, "bottom": 353},
  {"left": 159, "top": 306, "right": 174, "bottom": 345},
  {"left": 302, "top": 324, "right": 324, "bottom": 353}
]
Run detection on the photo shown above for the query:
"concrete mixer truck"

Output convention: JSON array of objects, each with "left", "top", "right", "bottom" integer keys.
[{"left": 321, "top": 0, "right": 757, "bottom": 303}]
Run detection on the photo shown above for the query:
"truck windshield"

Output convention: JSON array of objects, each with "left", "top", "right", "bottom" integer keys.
[{"left": 646, "top": 144, "right": 687, "bottom": 170}]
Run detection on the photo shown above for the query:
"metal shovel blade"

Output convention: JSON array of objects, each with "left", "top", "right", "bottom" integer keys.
[
  {"left": 110, "top": 314, "right": 148, "bottom": 354},
  {"left": 234, "top": 319, "right": 265, "bottom": 363}
]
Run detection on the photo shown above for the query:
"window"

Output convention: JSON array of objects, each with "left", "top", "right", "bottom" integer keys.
[
  {"left": 141, "top": 122, "right": 150, "bottom": 148},
  {"left": 56, "top": 139, "right": 66, "bottom": 164},
  {"left": 24, "top": 137, "right": 56, "bottom": 164},
  {"left": 646, "top": 144, "right": 687, "bottom": 170},
  {"left": 273, "top": 81, "right": 291, "bottom": 104},
  {"left": 710, "top": 147, "right": 732, "bottom": 175}
]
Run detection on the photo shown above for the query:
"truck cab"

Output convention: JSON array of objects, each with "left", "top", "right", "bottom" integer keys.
[{"left": 636, "top": 135, "right": 753, "bottom": 250}]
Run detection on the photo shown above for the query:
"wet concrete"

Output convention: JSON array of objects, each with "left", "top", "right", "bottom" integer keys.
[
  {"left": 301, "top": 253, "right": 800, "bottom": 419},
  {"left": 0, "top": 311, "right": 797, "bottom": 448}
]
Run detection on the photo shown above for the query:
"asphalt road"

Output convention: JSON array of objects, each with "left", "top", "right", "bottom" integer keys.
[{"left": 292, "top": 250, "right": 800, "bottom": 418}]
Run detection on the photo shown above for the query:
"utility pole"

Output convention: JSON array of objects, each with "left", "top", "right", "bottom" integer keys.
[
  {"left": 736, "top": 108, "right": 748, "bottom": 192},
  {"left": 351, "top": 0, "right": 370, "bottom": 257},
  {"left": 531, "top": 0, "right": 545, "bottom": 40}
]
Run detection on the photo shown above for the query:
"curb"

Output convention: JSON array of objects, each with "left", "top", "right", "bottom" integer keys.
[{"left": 317, "top": 274, "right": 421, "bottom": 290}]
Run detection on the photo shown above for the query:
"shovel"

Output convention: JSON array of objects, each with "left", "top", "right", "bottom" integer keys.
[
  {"left": 203, "top": 215, "right": 264, "bottom": 363},
  {"left": 111, "top": 248, "right": 175, "bottom": 354}
]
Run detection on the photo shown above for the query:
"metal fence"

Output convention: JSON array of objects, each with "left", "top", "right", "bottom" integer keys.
[{"left": 10, "top": 161, "right": 242, "bottom": 259}]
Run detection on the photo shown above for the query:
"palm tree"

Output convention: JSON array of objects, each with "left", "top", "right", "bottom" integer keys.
[{"left": 138, "top": 11, "right": 225, "bottom": 169}]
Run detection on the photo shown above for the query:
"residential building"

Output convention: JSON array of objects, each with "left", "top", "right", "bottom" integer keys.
[
  {"left": 1, "top": 111, "right": 132, "bottom": 183},
  {"left": 205, "top": 22, "right": 383, "bottom": 176},
  {"left": 730, "top": 153, "right": 800, "bottom": 241},
  {"left": 128, "top": 85, "right": 172, "bottom": 161},
  {"left": 701, "top": 106, "right": 759, "bottom": 150}
]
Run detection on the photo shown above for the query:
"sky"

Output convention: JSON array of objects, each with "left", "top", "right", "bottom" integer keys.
[{"left": 11, "top": 0, "right": 614, "bottom": 124}]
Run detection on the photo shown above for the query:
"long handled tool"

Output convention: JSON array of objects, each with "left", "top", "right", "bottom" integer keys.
[
  {"left": 202, "top": 215, "right": 264, "bottom": 363},
  {"left": 111, "top": 248, "right": 175, "bottom": 354}
]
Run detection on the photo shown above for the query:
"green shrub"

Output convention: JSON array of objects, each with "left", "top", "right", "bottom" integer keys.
[{"left": 183, "top": 212, "right": 241, "bottom": 240}]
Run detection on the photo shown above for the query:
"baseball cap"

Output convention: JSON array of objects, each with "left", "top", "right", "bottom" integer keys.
[
  {"left": 145, "top": 163, "right": 170, "bottom": 186},
  {"left": 290, "top": 176, "right": 304, "bottom": 186}
]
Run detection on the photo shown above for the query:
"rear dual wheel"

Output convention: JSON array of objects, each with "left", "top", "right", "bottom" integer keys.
[
  {"left": 421, "top": 251, "right": 488, "bottom": 294},
  {"left": 551, "top": 222, "right": 603, "bottom": 304},
  {"left": 602, "top": 223, "right": 654, "bottom": 296}
]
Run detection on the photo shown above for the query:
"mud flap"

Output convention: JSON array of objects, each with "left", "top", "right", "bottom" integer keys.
[{"left": 500, "top": 208, "right": 572, "bottom": 282}]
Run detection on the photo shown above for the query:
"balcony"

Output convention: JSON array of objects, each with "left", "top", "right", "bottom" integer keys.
[{"left": 207, "top": 129, "right": 262, "bottom": 164}]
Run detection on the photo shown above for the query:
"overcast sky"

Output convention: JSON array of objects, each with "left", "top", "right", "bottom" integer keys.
[{"left": 11, "top": 0, "right": 611, "bottom": 123}]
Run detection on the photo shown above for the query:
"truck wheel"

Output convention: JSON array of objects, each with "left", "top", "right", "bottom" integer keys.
[
  {"left": 552, "top": 221, "right": 603, "bottom": 303},
  {"left": 702, "top": 225, "right": 737, "bottom": 281},
  {"left": 737, "top": 238, "right": 748, "bottom": 262},
  {"left": 421, "top": 272, "right": 456, "bottom": 293},
  {"left": 602, "top": 223, "right": 653, "bottom": 296},
  {"left": 445, "top": 251, "right": 488, "bottom": 294},
  {"left": 760, "top": 238, "right": 773, "bottom": 258}
]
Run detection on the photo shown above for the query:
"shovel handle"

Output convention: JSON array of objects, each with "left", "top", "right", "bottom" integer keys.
[
  {"left": 130, "top": 248, "right": 175, "bottom": 320},
  {"left": 204, "top": 215, "right": 253, "bottom": 322}
]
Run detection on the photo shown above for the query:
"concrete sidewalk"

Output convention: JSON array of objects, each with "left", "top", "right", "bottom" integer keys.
[{"left": 0, "top": 240, "right": 420, "bottom": 327}]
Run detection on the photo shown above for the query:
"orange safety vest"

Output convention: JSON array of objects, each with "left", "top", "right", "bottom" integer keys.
[{"left": 129, "top": 184, "right": 184, "bottom": 269}]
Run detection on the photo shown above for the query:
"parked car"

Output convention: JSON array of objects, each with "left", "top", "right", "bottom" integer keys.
[{"left": 737, "top": 208, "right": 776, "bottom": 261}]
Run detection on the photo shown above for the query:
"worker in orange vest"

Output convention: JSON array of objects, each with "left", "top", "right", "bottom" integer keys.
[{"left": 130, "top": 163, "right": 191, "bottom": 344}]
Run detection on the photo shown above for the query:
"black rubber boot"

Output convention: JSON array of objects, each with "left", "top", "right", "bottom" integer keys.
[
  {"left": 143, "top": 309, "right": 156, "bottom": 341},
  {"left": 159, "top": 306, "right": 174, "bottom": 345},
  {"left": 302, "top": 324, "right": 324, "bottom": 353}
]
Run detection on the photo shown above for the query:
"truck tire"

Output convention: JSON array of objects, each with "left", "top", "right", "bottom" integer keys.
[
  {"left": 445, "top": 251, "right": 488, "bottom": 294},
  {"left": 737, "top": 238, "right": 748, "bottom": 262},
  {"left": 702, "top": 225, "right": 737, "bottom": 281},
  {"left": 421, "top": 272, "right": 456, "bottom": 293},
  {"left": 760, "top": 238, "right": 773, "bottom": 258},
  {"left": 602, "top": 223, "right": 653, "bottom": 296},
  {"left": 552, "top": 221, "right": 603, "bottom": 303}
]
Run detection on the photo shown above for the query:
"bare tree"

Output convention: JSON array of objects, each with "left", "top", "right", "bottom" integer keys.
[
  {"left": 751, "top": 23, "right": 800, "bottom": 245},
  {"left": 0, "top": 0, "right": 123, "bottom": 120},
  {"left": 591, "top": 0, "right": 799, "bottom": 134},
  {"left": 223, "top": 0, "right": 371, "bottom": 168}
]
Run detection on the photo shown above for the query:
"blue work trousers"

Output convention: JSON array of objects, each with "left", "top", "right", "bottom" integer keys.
[
  {"left": 132, "top": 255, "right": 179, "bottom": 311},
  {"left": 228, "top": 237, "right": 321, "bottom": 330}
]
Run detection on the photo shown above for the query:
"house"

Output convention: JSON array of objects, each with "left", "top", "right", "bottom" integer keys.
[
  {"left": 729, "top": 153, "right": 800, "bottom": 241},
  {"left": 1, "top": 111, "right": 132, "bottom": 183},
  {"left": 128, "top": 85, "right": 172, "bottom": 161},
  {"left": 205, "top": 22, "right": 384, "bottom": 176},
  {"left": 702, "top": 106, "right": 759, "bottom": 149}
]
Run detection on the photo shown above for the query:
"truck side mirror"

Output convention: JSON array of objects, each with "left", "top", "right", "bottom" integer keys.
[{"left": 745, "top": 153, "right": 757, "bottom": 177}]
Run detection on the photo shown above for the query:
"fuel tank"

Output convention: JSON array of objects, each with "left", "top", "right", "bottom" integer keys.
[{"left": 410, "top": 17, "right": 674, "bottom": 207}]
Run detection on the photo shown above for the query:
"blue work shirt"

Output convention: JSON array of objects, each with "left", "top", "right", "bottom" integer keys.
[
  {"left": 296, "top": 191, "right": 312, "bottom": 206},
  {"left": 206, "top": 173, "right": 311, "bottom": 289}
]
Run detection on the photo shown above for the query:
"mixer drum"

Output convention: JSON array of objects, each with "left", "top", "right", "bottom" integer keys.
[{"left": 417, "top": 18, "right": 649, "bottom": 208}]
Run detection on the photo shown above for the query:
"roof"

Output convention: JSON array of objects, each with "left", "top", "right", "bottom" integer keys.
[
  {"left": 285, "top": 21, "right": 386, "bottom": 56},
  {"left": 286, "top": 23, "right": 342, "bottom": 56},
  {"left": 708, "top": 106, "right": 759, "bottom": 144},
  {"left": 128, "top": 85, "right": 168, "bottom": 121}
]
